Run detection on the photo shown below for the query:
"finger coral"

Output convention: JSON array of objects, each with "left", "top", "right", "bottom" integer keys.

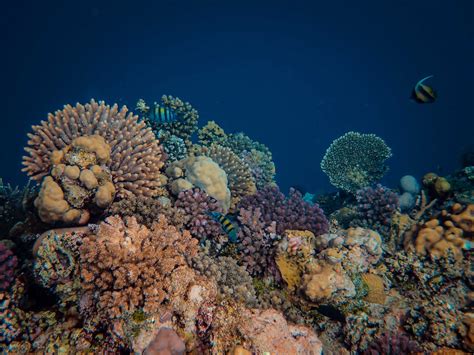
[
  {"left": 238, "top": 186, "right": 329, "bottom": 236},
  {"left": 321, "top": 131, "right": 392, "bottom": 193},
  {"left": 79, "top": 214, "right": 199, "bottom": 321},
  {"left": 403, "top": 203, "right": 473, "bottom": 260},
  {"left": 22, "top": 99, "right": 165, "bottom": 199}
]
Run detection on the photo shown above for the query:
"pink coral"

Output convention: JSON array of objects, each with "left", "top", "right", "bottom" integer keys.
[{"left": 0, "top": 242, "right": 17, "bottom": 291}]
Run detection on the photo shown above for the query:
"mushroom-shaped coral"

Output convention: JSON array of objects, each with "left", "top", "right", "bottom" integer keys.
[
  {"left": 321, "top": 131, "right": 392, "bottom": 193},
  {"left": 79, "top": 215, "right": 199, "bottom": 321},
  {"left": 22, "top": 100, "right": 165, "bottom": 199}
]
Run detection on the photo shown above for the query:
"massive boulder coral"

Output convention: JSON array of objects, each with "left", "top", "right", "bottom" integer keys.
[
  {"left": 321, "top": 131, "right": 392, "bottom": 193},
  {"left": 166, "top": 155, "right": 231, "bottom": 213},
  {"left": 33, "top": 135, "right": 116, "bottom": 224},
  {"left": 22, "top": 99, "right": 165, "bottom": 199},
  {"left": 79, "top": 214, "right": 199, "bottom": 321},
  {"left": 202, "top": 144, "right": 257, "bottom": 210},
  {"left": 403, "top": 203, "right": 473, "bottom": 260}
]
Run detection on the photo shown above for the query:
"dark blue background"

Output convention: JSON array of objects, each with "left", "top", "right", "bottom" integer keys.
[{"left": 2, "top": 0, "right": 473, "bottom": 194}]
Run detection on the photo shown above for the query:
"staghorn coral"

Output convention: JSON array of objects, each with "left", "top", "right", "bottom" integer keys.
[
  {"left": 352, "top": 184, "right": 399, "bottom": 236},
  {"left": 403, "top": 203, "right": 473, "bottom": 260},
  {"left": 321, "top": 131, "right": 392, "bottom": 193},
  {"left": 22, "top": 99, "right": 165, "bottom": 199},
  {"left": 238, "top": 186, "right": 329, "bottom": 236},
  {"left": 0, "top": 242, "right": 17, "bottom": 291},
  {"left": 138, "top": 95, "right": 199, "bottom": 143},
  {"left": 203, "top": 144, "right": 257, "bottom": 210},
  {"left": 198, "top": 120, "right": 228, "bottom": 147},
  {"left": 191, "top": 253, "right": 257, "bottom": 306},
  {"left": 79, "top": 215, "right": 198, "bottom": 320},
  {"left": 167, "top": 155, "right": 231, "bottom": 213},
  {"left": 34, "top": 135, "right": 116, "bottom": 225},
  {"left": 174, "top": 188, "right": 223, "bottom": 241}
]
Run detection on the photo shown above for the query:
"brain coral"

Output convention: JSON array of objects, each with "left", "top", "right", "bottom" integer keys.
[
  {"left": 79, "top": 214, "right": 198, "bottom": 320},
  {"left": 22, "top": 99, "right": 165, "bottom": 199},
  {"left": 203, "top": 144, "right": 256, "bottom": 210},
  {"left": 321, "top": 131, "right": 392, "bottom": 193}
]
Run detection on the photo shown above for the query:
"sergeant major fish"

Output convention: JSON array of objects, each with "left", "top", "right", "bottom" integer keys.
[
  {"left": 149, "top": 102, "right": 178, "bottom": 122},
  {"left": 208, "top": 211, "right": 239, "bottom": 243}
]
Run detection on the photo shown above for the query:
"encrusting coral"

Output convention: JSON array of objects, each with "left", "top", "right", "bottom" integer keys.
[
  {"left": 403, "top": 203, "right": 473, "bottom": 260},
  {"left": 321, "top": 131, "right": 392, "bottom": 193},
  {"left": 79, "top": 214, "right": 199, "bottom": 321},
  {"left": 22, "top": 99, "right": 165, "bottom": 199}
]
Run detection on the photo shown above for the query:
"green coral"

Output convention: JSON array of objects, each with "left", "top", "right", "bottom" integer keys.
[{"left": 321, "top": 131, "right": 392, "bottom": 193}]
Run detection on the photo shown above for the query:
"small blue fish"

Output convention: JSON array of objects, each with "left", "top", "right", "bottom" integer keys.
[
  {"left": 411, "top": 75, "right": 437, "bottom": 104},
  {"left": 149, "top": 103, "right": 178, "bottom": 122},
  {"left": 208, "top": 211, "right": 239, "bottom": 243}
]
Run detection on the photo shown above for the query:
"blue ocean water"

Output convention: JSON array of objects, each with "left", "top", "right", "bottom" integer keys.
[{"left": 1, "top": 0, "right": 473, "bottom": 193}]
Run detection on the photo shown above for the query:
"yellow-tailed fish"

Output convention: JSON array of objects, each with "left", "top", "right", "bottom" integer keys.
[{"left": 411, "top": 75, "right": 437, "bottom": 103}]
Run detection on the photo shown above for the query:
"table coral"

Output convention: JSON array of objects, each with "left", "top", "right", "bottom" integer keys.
[
  {"left": 22, "top": 99, "right": 165, "bottom": 199},
  {"left": 79, "top": 215, "right": 198, "bottom": 321},
  {"left": 403, "top": 203, "right": 473, "bottom": 260},
  {"left": 320, "top": 131, "right": 392, "bottom": 193}
]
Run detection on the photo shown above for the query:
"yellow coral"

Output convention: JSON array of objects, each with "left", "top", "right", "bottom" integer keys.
[
  {"left": 275, "top": 254, "right": 301, "bottom": 292},
  {"left": 362, "top": 273, "right": 386, "bottom": 304}
]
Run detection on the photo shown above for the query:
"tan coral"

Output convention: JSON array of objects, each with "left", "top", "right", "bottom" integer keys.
[{"left": 361, "top": 273, "right": 386, "bottom": 304}]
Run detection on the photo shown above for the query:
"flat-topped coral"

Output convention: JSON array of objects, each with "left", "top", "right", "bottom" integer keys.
[
  {"left": 321, "top": 131, "right": 392, "bottom": 193},
  {"left": 79, "top": 215, "right": 198, "bottom": 321},
  {"left": 22, "top": 99, "right": 165, "bottom": 199},
  {"left": 403, "top": 203, "right": 473, "bottom": 260}
]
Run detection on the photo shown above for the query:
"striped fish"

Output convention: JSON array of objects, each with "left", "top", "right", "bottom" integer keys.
[
  {"left": 208, "top": 211, "right": 239, "bottom": 243},
  {"left": 149, "top": 103, "right": 178, "bottom": 122},
  {"left": 411, "top": 75, "right": 437, "bottom": 103}
]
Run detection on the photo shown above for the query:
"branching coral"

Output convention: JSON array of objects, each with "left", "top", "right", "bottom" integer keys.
[
  {"left": 198, "top": 121, "right": 228, "bottom": 147},
  {"left": 353, "top": 184, "right": 399, "bottom": 236},
  {"left": 403, "top": 203, "right": 473, "bottom": 260},
  {"left": 191, "top": 253, "right": 257, "bottom": 306},
  {"left": 161, "top": 134, "right": 188, "bottom": 163},
  {"left": 240, "top": 149, "right": 276, "bottom": 190},
  {"left": 362, "top": 332, "right": 420, "bottom": 355},
  {"left": 22, "top": 99, "right": 165, "bottom": 199},
  {"left": 0, "top": 242, "right": 17, "bottom": 291},
  {"left": 203, "top": 144, "right": 257, "bottom": 210},
  {"left": 174, "top": 188, "right": 223, "bottom": 241},
  {"left": 79, "top": 215, "right": 198, "bottom": 320},
  {"left": 138, "top": 95, "right": 199, "bottom": 143},
  {"left": 321, "top": 131, "right": 392, "bottom": 193},
  {"left": 238, "top": 186, "right": 329, "bottom": 236}
]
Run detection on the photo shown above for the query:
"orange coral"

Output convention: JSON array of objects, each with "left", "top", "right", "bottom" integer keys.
[
  {"left": 404, "top": 204, "right": 473, "bottom": 260},
  {"left": 79, "top": 215, "right": 198, "bottom": 320}
]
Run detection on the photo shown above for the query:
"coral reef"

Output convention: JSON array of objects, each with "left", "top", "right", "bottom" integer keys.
[
  {"left": 363, "top": 332, "right": 420, "bottom": 355},
  {"left": 0, "top": 179, "right": 36, "bottom": 236},
  {"left": 198, "top": 120, "right": 228, "bottom": 147},
  {"left": 321, "top": 131, "right": 392, "bottom": 193},
  {"left": 240, "top": 148, "right": 276, "bottom": 190},
  {"left": 238, "top": 185, "right": 329, "bottom": 236},
  {"left": 22, "top": 100, "right": 165, "bottom": 199},
  {"left": 161, "top": 134, "right": 188, "bottom": 163}
]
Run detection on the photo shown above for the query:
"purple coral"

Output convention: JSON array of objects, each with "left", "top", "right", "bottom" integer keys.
[
  {"left": 238, "top": 186, "right": 329, "bottom": 236},
  {"left": 354, "top": 184, "right": 399, "bottom": 233},
  {"left": 363, "top": 332, "right": 420, "bottom": 355},
  {"left": 0, "top": 242, "right": 17, "bottom": 291},
  {"left": 174, "top": 188, "right": 223, "bottom": 241}
]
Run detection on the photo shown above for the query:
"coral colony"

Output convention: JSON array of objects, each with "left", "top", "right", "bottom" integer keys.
[{"left": 0, "top": 96, "right": 472, "bottom": 354}]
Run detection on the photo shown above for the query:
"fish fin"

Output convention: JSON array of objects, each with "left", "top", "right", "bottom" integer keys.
[{"left": 416, "top": 75, "right": 434, "bottom": 87}]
